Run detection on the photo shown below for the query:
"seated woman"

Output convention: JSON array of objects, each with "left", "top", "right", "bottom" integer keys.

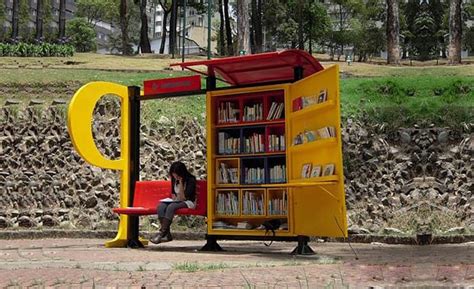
[{"left": 150, "top": 161, "right": 196, "bottom": 244}]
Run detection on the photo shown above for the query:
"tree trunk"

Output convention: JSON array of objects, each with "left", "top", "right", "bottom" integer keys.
[
  {"left": 338, "top": 4, "right": 344, "bottom": 60},
  {"left": 11, "top": 0, "right": 19, "bottom": 39},
  {"left": 237, "top": 0, "right": 251, "bottom": 54},
  {"left": 298, "top": 0, "right": 304, "bottom": 50},
  {"left": 120, "top": 0, "right": 131, "bottom": 55},
  {"left": 139, "top": 0, "right": 152, "bottom": 53},
  {"left": 35, "top": 0, "right": 43, "bottom": 40},
  {"left": 58, "top": 0, "right": 66, "bottom": 40},
  {"left": 386, "top": 0, "right": 400, "bottom": 65},
  {"left": 448, "top": 0, "right": 462, "bottom": 64},
  {"left": 159, "top": 8, "right": 170, "bottom": 54},
  {"left": 218, "top": 0, "right": 226, "bottom": 55},
  {"left": 251, "top": 0, "right": 263, "bottom": 53},
  {"left": 169, "top": 0, "right": 179, "bottom": 57},
  {"left": 223, "top": 0, "right": 233, "bottom": 55}
]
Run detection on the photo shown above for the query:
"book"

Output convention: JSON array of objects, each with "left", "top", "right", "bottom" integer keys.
[
  {"left": 160, "top": 197, "right": 179, "bottom": 203},
  {"left": 218, "top": 101, "right": 239, "bottom": 123},
  {"left": 216, "top": 191, "right": 239, "bottom": 215},
  {"left": 301, "top": 163, "right": 312, "bottom": 178},
  {"left": 292, "top": 97, "right": 303, "bottom": 112},
  {"left": 237, "top": 221, "right": 252, "bottom": 229},
  {"left": 293, "top": 133, "right": 304, "bottom": 145},
  {"left": 322, "top": 163, "right": 335, "bottom": 176},
  {"left": 318, "top": 89, "right": 328, "bottom": 103},
  {"left": 243, "top": 103, "right": 263, "bottom": 122},
  {"left": 302, "top": 95, "right": 318, "bottom": 108},
  {"left": 304, "top": 130, "right": 317, "bottom": 143},
  {"left": 310, "top": 165, "right": 322, "bottom": 178}
]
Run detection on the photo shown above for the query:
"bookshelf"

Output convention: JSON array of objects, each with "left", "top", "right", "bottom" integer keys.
[{"left": 207, "top": 65, "right": 347, "bottom": 238}]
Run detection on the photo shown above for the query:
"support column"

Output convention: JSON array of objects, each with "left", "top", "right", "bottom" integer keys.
[{"left": 127, "top": 86, "right": 143, "bottom": 248}]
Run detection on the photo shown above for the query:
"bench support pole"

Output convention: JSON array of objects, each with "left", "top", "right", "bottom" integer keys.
[
  {"left": 126, "top": 215, "right": 144, "bottom": 248},
  {"left": 200, "top": 235, "right": 223, "bottom": 252},
  {"left": 291, "top": 236, "right": 315, "bottom": 255}
]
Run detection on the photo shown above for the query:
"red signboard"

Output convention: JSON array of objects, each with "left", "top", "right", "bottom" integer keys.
[{"left": 144, "top": 75, "right": 201, "bottom": 96}]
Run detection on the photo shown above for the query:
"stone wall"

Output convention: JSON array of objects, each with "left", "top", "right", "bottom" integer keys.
[{"left": 0, "top": 100, "right": 472, "bottom": 235}]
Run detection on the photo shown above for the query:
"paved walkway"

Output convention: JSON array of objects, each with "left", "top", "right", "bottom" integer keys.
[{"left": 0, "top": 238, "right": 472, "bottom": 288}]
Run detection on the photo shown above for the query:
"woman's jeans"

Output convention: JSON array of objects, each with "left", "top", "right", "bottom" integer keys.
[{"left": 157, "top": 201, "right": 187, "bottom": 220}]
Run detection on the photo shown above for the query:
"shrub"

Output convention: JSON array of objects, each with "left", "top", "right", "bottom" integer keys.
[
  {"left": 66, "top": 18, "right": 97, "bottom": 52},
  {"left": 0, "top": 42, "right": 75, "bottom": 57}
]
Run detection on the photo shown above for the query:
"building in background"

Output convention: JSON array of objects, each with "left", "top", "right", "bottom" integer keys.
[
  {"left": 2, "top": 0, "right": 75, "bottom": 39},
  {"left": 147, "top": 3, "right": 217, "bottom": 55}
]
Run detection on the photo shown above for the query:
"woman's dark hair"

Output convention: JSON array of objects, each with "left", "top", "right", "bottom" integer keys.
[{"left": 169, "top": 161, "right": 193, "bottom": 180}]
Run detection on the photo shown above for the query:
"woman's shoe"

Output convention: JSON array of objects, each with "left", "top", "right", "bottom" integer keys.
[{"left": 150, "top": 233, "right": 162, "bottom": 244}]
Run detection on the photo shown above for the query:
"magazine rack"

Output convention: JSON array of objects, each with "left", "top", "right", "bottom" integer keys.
[{"left": 67, "top": 50, "right": 347, "bottom": 253}]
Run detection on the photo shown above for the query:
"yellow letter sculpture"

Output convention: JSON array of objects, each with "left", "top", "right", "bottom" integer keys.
[{"left": 68, "top": 81, "right": 131, "bottom": 248}]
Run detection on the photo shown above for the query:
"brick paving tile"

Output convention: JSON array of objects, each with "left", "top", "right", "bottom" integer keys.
[{"left": 0, "top": 239, "right": 473, "bottom": 288}]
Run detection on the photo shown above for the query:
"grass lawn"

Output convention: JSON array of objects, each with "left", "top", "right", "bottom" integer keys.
[
  {"left": 1, "top": 53, "right": 473, "bottom": 126},
  {"left": 0, "top": 53, "right": 207, "bottom": 71}
]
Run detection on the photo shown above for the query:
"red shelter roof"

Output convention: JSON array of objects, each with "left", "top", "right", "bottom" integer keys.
[{"left": 170, "top": 49, "right": 324, "bottom": 86}]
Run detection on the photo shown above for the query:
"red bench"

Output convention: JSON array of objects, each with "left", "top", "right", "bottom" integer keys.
[{"left": 113, "top": 180, "right": 207, "bottom": 216}]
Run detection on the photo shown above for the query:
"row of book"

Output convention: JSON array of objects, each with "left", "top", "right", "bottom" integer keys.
[
  {"left": 242, "top": 191, "right": 265, "bottom": 215},
  {"left": 218, "top": 133, "right": 287, "bottom": 155},
  {"left": 293, "top": 126, "right": 336, "bottom": 145},
  {"left": 301, "top": 163, "right": 335, "bottom": 179},
  {"left": 268, "top": 134, "right": 285, "bottom": 152},
  {"left": 269, "top": 165, "right": 286, "bottom": 183},
  {"left": 216, "top": 192, "right": 239, "bottom": 215},
  {"left": 292, "top": 89, "right": 328, "bottom": 112},
  {"left": 217, "top": 163, "right": 239, "bottom": 184},
  {"left": 212, "top": 220, "right": 288, "bottom": 230},
  {"left": 243, "top": 103, "right": 263, "bottom": 122},
  {"left": 244, "top": 167, "right": 265, "bottom": 184},
  {"left": 218, "top": 132, "right": 240, "bottom": 154},
  {"left": 217, "top": 102, "right": 239, "bottom": 123},
  {"left": 244, "top": 133, "right": 265, "bottom": 153},
  {"left": 268, "top": 191, "right": 288, "bottom": 215},
  {"left": 267, "top": 102, "right": 284, "bottom": 120}
]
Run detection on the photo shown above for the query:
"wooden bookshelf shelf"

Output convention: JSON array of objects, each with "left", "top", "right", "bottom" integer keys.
[
  {"left": 290, "top": 175, "right": 339, "bottom": 184},
  {"left": 267, "top": 215, "right": 288, "bottom": 218},
  {"left": 288, "top": 137, "right": 337, "bottom": 153},
  {"left": 215, "top": 119, "right": 285, "bottom": 128},
  {"left": 289, "top": 100, "right": 335, "bottom": 120},
  {"left": 214, "top": 215, "right": 242, "bottom": 219},
  {"left": 214, "top": 152, "right": 285, "bottom": 158}
]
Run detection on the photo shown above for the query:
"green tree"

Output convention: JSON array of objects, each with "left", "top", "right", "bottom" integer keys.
[
  {"left": 351, "top": 0, "right": 384, "bottom": 61},
  {"left": 305, "top": 1, "right": 331, "bottom": 54},
  {"left": 42, "top": 0, "right": 54, "bottom": 41},
  {"left": 263, "top": 0, "right": 330, "bottom": 52},
  {"left": 135, "top": 0, "right": 151, "bottom": 53},
  {"left": 0, "top": 0, "right": 6, "bottom": 41},
  {"left": 448, "top": 0, "right": 462, "bottom": 64},
  {"left": 107, "top": 0, "right": 139, "bottom": 54},
  {"left": 386, "top": 0, "right": 401, "bottom": 64},
  {"left": 66, "top": 17, "right": 97, "bottom": 52},
  {"left": 18, "top": 0, "right": 30, "bottom": 41},
  {"left": 76, "top": 0, "right": 116, "bottom": 26},
  {"left": 462, "top": 1, "right": 474, "bottom": 53}
]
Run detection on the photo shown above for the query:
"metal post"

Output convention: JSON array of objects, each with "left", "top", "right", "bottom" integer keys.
[
  {"left": 207, "top": 0, "right": 212, "bottom": 59},
  {"left": 181, "top": 0, "right": 186, "bottom": 67},
  {"left": 127, "top": 86, "right": 143, "bottom": 248}
]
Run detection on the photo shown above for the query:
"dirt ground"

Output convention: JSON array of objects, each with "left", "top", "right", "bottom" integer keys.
[{"left": 0, "top": 238, "right": 472, "bottom": 288}]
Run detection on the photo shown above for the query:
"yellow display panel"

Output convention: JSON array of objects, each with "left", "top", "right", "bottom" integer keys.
[{"left": 288, "top": 65, "right": 347, "bottom": 237}]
